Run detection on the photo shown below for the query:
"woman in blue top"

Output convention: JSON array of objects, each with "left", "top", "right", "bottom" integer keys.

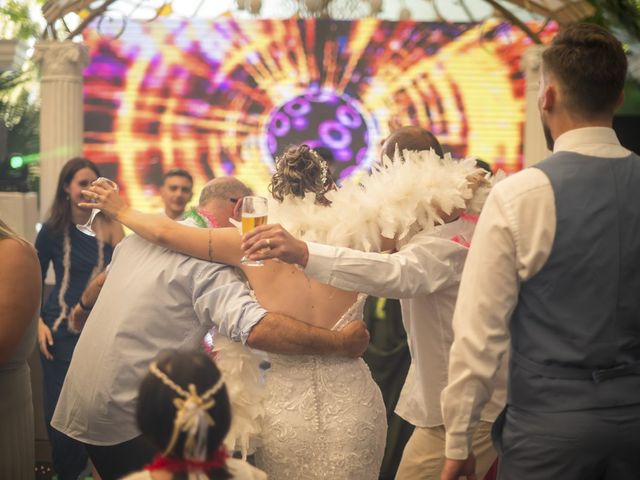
[{"left": 35, "top": 157, "right": 123, "bottom": 479}]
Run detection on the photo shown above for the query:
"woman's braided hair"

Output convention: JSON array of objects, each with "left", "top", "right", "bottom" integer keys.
[{"left": 269, "top": 144, "right": 331, "bottom": 206}]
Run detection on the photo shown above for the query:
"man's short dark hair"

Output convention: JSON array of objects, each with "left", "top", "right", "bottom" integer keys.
[
  {"left": 475, "top": 159, "right": 492, "bottom": 174},
  {"left": 383, "top": 126, "right": 444, "bottom": 159},
  {"left": 162, "top": 168, "right": 193, "bottom": 185},
  {"left": 542, "top": 23, "right": 627, "bottom": 119}
]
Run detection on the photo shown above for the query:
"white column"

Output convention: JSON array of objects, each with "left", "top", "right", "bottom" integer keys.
[
  {"left": 0, "top": 192, "right": 39, "bottom": 243},
  {"left": 522, "top": 45, "right": 550, "bottom": 168},
  {"left": 33, "top": 41, "right": 89, "bottom": 218}
]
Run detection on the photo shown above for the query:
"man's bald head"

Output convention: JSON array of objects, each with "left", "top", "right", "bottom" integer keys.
[
  {"left": 198, "top": 176, "right": 252, "bottom": 227},
  {"left": 381, "top": 126, "right": 444, "bottom": 160},
  {"left": 198, "top": 176, "right": 252, "bottom": 207}
]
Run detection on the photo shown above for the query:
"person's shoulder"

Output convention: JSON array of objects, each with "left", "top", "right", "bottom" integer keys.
[
  {"left": 491, "top": 167, "right": 551, "bottom": 203},
  {"left": 93, "top": 213, "right": 125, "bottom": 244},
  {"left": 35, "top": 221, "right": 54, "bottom": 241},
  {"left": 0, "top": 236, "right": 37, "bottom": 261},
  {"left": 0, "top": 237, "right": 39, "bottom": 279}
]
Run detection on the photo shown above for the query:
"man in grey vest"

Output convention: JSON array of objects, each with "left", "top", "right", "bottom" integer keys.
[{"left": 441, "top": 23, "right": 640, "bottom": 480}]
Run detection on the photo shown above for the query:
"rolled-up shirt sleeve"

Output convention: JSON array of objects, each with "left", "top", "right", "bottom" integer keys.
[
  {"left": 304, "top": 232, "right": 467, "bottom": 299},
  {"left": 192, "top": 265, "right": 267, "bottom": 344}
]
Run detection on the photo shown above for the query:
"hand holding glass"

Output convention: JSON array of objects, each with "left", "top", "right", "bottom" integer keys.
[
  {"left": 76, "top": 177, "right": 118, "bottom": 236},
  {"left": 240, "top": 196, "right": 268, "bottom": 266}
]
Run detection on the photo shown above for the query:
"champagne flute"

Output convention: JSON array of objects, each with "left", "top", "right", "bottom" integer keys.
[
  {"left": 240, "top": 196, "right": 268, "bottom": 266},
  {"left": 76, "top": 177, "right": 118, "bottom": 236}
]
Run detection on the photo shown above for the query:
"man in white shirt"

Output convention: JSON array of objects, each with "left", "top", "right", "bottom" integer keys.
[
  {"left": 240, "top": 126, "right": 504, "bottom": 480},
  {"left": 160, "top": 168, "right": 194, "bottom": 220},
  {"left": 53, "top": 177, "right": 369, "bottom": 480},
  {"left": 441, "top": 24, "right": 640, "bottom": 480}
]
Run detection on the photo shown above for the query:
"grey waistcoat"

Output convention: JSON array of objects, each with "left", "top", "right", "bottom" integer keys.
[{"left": 508, "top": 151, "right": 640, "bottom": 412}]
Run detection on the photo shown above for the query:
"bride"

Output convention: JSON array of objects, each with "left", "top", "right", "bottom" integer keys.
[{"left": 84, "top": 145, "right": 388, "bottom": 479}]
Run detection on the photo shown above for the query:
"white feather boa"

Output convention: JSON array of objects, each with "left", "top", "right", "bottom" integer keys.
[
  {"left": 269, "top": 149, "right": 493, "bottom": 251},
  {"left": 214, "top": 335, "right": 266, "bottom": 459}
]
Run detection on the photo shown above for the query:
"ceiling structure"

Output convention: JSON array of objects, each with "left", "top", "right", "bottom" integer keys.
[
  {"left": 40, "top": 0, "right": 598, "bottom": 42},
  {"left": 26, "top": 0, "right": 640, "bottom": 82}
]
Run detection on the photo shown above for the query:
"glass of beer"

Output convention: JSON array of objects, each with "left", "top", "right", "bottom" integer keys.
[{"left": 240, "top": 195, "right": 268, "bottom": 266}]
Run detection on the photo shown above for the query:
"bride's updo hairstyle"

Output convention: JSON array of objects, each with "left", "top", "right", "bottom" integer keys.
[{"left": 269, "top": 144, "right": 332, "bottom": 206}]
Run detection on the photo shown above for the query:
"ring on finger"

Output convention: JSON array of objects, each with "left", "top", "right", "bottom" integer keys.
[{"left": 266, "top": 238, "right": 271, "bottom": 248}]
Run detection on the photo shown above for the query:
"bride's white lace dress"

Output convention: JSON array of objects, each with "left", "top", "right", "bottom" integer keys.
[{"left": 254, "top": 294, "right": 387, "bottom": 479}]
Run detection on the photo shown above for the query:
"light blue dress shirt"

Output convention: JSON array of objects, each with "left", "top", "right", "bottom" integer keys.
[{"left": 51, "top": 226, "right": 266, "bottom": 445}]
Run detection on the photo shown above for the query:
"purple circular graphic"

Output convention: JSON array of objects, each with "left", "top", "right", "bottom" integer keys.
[
  {"left": 284, "top": 98, "right": 311, "bottom": 117},
  {"left": 266, "top": 133, "right": 277, "bottom": 154},
  {"left": 292, "top": 116, "right": 308, "bottom": 131},
  {"left": 271, "top": 112, "right": 291, "bottom": 137},
  {"left": 335, "top": 148, "right": 352, "bottom": 162},
  {"left": 336, "top": 105, "right": 362, "bottom": 129},
  {"left": 319, "top": 121, "right": 351, "bottom": 150},
  {"left": 266, "top": 89, "right": 369, "bottom": 181}
]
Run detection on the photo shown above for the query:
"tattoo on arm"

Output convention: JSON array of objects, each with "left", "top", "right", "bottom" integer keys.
[{"left": 208, "top": 229, "right": 213, "bottom": 261}]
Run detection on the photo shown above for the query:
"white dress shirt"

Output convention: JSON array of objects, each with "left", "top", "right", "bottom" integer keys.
[
  {"left": 305, "top": 216, "right": 506, "bottom": 427},
  {"left": 51, "top": 227, "right": 267, "bottom": 445},
  {"left": 442, "top": 127, "right": 632, "bottom": 459}
]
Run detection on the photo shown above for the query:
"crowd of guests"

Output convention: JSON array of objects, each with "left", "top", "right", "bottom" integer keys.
[{"left": 1, "top": 22, "right": 639, "bottom": 480}]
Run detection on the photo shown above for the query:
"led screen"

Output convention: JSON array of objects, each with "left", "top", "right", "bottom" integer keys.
[{"left": 83, "top": 18, "right": 555, "bottom": 212}]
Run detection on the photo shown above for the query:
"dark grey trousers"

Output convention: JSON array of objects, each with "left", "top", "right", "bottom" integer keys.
[{"left": 492, "top": 404, "right": 640, "bottom": 480}]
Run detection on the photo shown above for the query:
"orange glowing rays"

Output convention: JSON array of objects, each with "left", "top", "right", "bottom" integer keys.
[{"left": 83, "top": 19, "right": 556, "bottom": 212}]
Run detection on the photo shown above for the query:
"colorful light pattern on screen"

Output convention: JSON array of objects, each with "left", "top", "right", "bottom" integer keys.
[{"left": 82, "top": 18, "right": 556, "bottom": 212}]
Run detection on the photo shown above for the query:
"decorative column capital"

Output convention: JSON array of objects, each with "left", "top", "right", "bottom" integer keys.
[
  {"left": 33, "top": 41, "right": 89, "bottom": 81},
  {"left": 521, "top": 45, "right": 546, "bottom": 76}
]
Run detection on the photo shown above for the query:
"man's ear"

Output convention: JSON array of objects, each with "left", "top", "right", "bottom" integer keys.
[
  {"left": 232, "top": 198, "right": 243, "bottom": 220},
  {"left": 541, "top": 84, "right": 556, "bottom": 113}
]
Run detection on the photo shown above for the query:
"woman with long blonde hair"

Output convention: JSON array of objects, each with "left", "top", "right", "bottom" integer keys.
[{"left": 0, "top": 218, "right": 41, "bottom": 479}]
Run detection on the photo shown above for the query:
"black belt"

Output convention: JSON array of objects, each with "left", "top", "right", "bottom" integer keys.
[{"left": 512, "top": 350, "right": 640, "bottom": 384}]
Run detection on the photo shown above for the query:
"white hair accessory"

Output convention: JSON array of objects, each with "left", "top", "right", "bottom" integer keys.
[
  {"left": 149, "top": 361, "right": 226, "bottom": 461},
  {"left": 309, "top": 148, "right": 329, "bottom": 187}
]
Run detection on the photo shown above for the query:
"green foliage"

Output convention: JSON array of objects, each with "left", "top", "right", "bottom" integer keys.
[
  {"left": 0, "top": 0, "right": 43, "bottom": 40},
  {"left": 0, "top": 68, "right": 39, "bottom": 128},
  {"left": 0, "top": 0, "right": 43, "bottom": 173},
  {"left": 4, "top": 90, "right": 39, "bottom": 154},
  {"left": 587, "top": 0, "right": 640, "bottom": 41},
  {"left": 619, "top": 78, "right": 640, "bottom": 113},
  {"left": 1, "top": 78, "right": 40, "bottom": 193}
]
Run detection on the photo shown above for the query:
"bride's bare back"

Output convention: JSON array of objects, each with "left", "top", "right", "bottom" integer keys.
[
  {"left": 241, "top": 261, "right": 358, "bottom": 331},
  {"left": 102, "top": 217, "right": 359, "bottom": 331}
]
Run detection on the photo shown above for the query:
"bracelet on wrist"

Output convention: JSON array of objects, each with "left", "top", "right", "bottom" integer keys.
[{"left": 78, "top": 298, "right": 92, "bottom": 312}]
